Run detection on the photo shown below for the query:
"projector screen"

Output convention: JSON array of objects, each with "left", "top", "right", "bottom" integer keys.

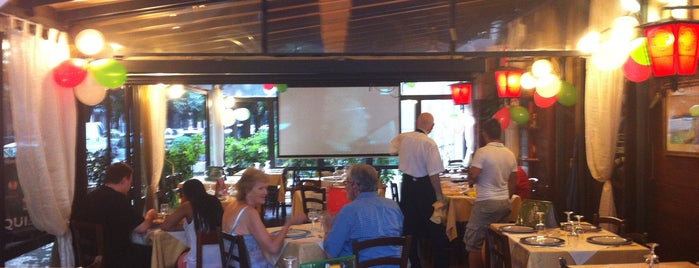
[{"left": 278, "top": 86, "right": 400, "bottom": 157}]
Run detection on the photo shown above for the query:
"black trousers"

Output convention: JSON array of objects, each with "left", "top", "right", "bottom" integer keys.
[{"left": 400, "top": 174, "right": 450, "bottom": 268}]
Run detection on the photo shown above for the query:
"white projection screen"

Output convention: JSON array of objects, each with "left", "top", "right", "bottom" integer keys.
[{"left": 278, "top": 86, "right": 400, "bottom": 157}]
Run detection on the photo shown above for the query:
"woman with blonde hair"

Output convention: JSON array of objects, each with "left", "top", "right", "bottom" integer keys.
[{"left": 222, "top": 168, "right": 306, "bottom": 267}]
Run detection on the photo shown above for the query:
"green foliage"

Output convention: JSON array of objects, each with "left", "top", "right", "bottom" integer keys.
[
  {"left": 164, "top": 134, "right": 205, "bottom": 180},
  {"left": 86, "top": 149, "right": 110, "bottom": 186},
  {"left": 379, "top": 169, "right": 400, "bottom": 185},
  {"left": 171, "top": 91, "right": 206, "bottom": 123},
  {"left": 224, "top": 131, "right": 268, "bottom": 168}
]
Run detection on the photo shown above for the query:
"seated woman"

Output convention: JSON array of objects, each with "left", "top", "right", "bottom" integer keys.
[
  {"left": 161, "top": 179, "right": 224, "bottom": 268},
  {"left": 222, "top": 168, "right": 306, "bottom": 267}
]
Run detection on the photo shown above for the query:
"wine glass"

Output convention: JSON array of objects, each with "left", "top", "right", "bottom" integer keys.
[
  {"left": 308, "top": 209, "right": 319, "bottom": 232},
  {"left": 574, "top": 215, "right": 585, "bottom": 234},
  {"left": 563, "top": 211, "right": 574, "bottom": 232},
  {"left": 644, "top": 243, "right": 660, "bottom": 268},
  {"left": 535, "top": 211, "right": 546, "bottom": 235},
  {"left": 283, "top": 256, "right": 298, "bottom": 268},
  {"left": 159, "top": 203, "right": 170, "bottom": 218}
]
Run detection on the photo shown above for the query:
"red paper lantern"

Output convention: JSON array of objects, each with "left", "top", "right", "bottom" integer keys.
[
  {"left": 450, "top": 83, "right": 472, "bottom": 105},
  {"left": 495, "top": 69, "right": 523, "bottom": 98},
  {"left": 644, "top": 20, "right": 699, "bottom": 77}
]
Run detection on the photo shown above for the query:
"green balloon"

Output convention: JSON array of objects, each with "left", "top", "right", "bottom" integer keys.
[
  {"left": 629, "top": 39, "right": 651, "bottom": 66},
  {"left": 510, "top": 105, "right": 530, "bottom": 125},
  {"left": 557, "top": 81, "right": 579, "bottom": 107},
  {"left": 89, "top": 59, "right": 127, "bottom": 88},
  {"left": 277, "top": 84, "right": 288, "bottom": 93},
  {"left": 405, "top": 82, "right": 416, "bottom": 88}
]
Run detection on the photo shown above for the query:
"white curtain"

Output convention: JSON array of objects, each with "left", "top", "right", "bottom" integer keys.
[
  {"left": 209, "top": 85, "right": 225, "bottom": 166},
  {"left": 585, "top": 0, "right": 625, "bottom": 218},
  {"left": 8, "top": 19, "right": 76, "bottom": 266},
  {"left": 138, "top": 85, "right": 167, "bottom": 210}
]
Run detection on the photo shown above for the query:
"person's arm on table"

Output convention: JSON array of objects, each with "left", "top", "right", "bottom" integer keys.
[
  {"left": 133, "top": 209, "right": 157, "bottom": 234},
  {"left": 160, "top": 202, "right": 190, "bottom": 231},
  {"left": 248, "top": 211, "right": 306, "bottom": 255}
]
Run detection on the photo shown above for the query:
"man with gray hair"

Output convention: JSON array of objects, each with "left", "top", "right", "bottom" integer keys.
[{"left": 323, "top": 164, "right": 404, "bottom": 264}]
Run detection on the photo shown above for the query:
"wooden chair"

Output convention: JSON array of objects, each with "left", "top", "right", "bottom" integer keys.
[
  {"left": 301, "top": 255, "right": 356, "bottom": 268},
  {"left": 484, "top": 228, "right": 511, "bottom": 268},
  {"left": 299, "top": 185, "right": 326, "bottom": 213},
  {"left": 299, "top": 179, "right": 322, "bottom": 188},
  {"left": 592, "top": 213, "right": 626, "bottom": 235},
  {"left": 70, "top": 220, "right": 104, "bottom": 268},
  {"left": 196, "top": 230, "right": 221, "bottom": 268},
  {"left": 263, "top": 185, "right": 283, "bottom": 218},
  {"left": 316, "top": 166, "right": 335, "bottom": 178},
  {"left": 219, "top": 232, "right": 251, "bottom": 268},
  {"left": 390, "top": 182, "right": 399, "bottom": 203},
  {"left": 352, "top": 235, "right": 411, "bottom": 268},
  {"left": 625, "top": 232, "right": 649, "bottom": 246}
]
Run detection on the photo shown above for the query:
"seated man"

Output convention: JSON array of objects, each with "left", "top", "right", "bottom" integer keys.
[
  {"left": 72, "top": 162, "right": 157, "bottom": 268},
  {"left": 323, "top": 164, "right": 404, "bottom": 262}
]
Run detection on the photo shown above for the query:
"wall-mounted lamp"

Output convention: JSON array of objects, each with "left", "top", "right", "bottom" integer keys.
[
  {"left": 644, "top": 20, "right": 699, "bottom": 77},
  {"left": 450, "top": 82, "right": 472, "bottom": 105},
  {"left": 495, "top": 68, "right": 523, "bottom": 98}
]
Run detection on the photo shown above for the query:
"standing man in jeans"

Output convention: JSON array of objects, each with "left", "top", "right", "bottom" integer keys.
[
  {"left": 390, "top": 112, "right": 449, "bottom": 268},
  {"left": 463, "top": 118, "right": 517, "bottom": 268}
]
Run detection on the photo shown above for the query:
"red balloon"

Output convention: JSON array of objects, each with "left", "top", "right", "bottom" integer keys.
[
  {"left": 623, "top": 57, "right": 651, "bottom": 82},
  {"left": 53, "top": 59, "right": 88, "bottom": 88},
  {"left": 492, "top": 106, "right": 511, "bottom": 130},
  {"left": 263, "top": 84, "right": 275, "bottom": 90},
  {"left": 534, "top": 91, "right": 557, "bottom": 108}
]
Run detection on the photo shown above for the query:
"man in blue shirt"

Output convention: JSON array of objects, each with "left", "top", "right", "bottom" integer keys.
[{"left": 323, "top": 164, "right": 404, "bottom": 265}]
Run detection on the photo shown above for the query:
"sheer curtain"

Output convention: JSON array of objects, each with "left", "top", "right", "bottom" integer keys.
[
  {"left": 210, "top": 85, "right": 225, "bottom": 166},
  {"left": 8, "top": 19, "right": 76, "bottom": 266},
  {"left": 584, "top": 0, "right": 625, "bottom": 218},
  {"left": 138, "top": 85, "right": 167, "bottom": 210}
]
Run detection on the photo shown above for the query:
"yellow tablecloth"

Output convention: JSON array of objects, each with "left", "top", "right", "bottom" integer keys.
[
  {"left": 491, "top": 223, "right": 649, "bottom": 267},
  {"left": 441, "top": 179, "right": 522, "bottom": 241},
  {"left": 265, "top": 223, "right": 326, "bottom": 267},
  {"left": 132, "top": 229, "right": 188, "bottom": 268}
]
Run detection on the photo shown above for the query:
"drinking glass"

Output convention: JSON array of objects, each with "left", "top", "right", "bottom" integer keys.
[
  {"left": 283, "top": 256, "right": 298, "bottom": 268},
  {"left": 563, "top": 211, "right": 574, "bottom": 232},
  {"left": 644, "top": 243, "right": 660, "bottom": 268},
  {"left": 308, "top": 209, "right": 319, "bottom": 232},
  {"left": 574, "top": 215, "right": 585, "bottom": 234},
  {"left": 535, "top": 211, "right": 546, "bottom": 235},
  {"left": 159, "top": 203, "right": 170, "bottom": 217}
]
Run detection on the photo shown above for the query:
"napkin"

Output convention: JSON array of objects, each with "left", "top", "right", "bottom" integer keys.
[{"left": 430, "top": 200, "right": 447, "bottom": 224}]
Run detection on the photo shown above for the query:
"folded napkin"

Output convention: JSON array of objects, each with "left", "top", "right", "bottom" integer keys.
[{"left": 430, "top": 200, "right": 448, "bottom": 224}]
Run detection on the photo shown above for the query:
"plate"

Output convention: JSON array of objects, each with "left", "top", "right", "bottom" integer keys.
[
  {"left": 499, "top": 225, "right": 536, "bottom": 234},
  {"left": 561, "top": 223, "right": 602, "bottom": 232},
  {"left": 586, "top": 235, "right": 632, "bottom": 246},
  {"left": 271, "top": 229, "right": 311, "bottom": 239},
  {"left": 520, "top": 236, "right": 565, "bottom": 247}
]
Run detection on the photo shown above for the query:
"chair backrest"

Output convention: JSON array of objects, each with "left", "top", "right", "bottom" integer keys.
[
  {"left": 219, "top": 232, "right": 251, "bottom": 268},
  {"left": 390, "top": 182, "right": 399, "bottom": 203},
  {"left": 517, "top": 199, "right": 557, "bottom": 227},
  {"left": 299, "top": 185, "right": 326, "bottom": 213},
  {"left": 299, "top": 179, "right": 322, "bottom": 188},
  {"left": 196, "top": 230, "right": 221, "bottom": 268},
  {"left": 592, "top": 213, "right": 626, "bottom": 235},
  {"left": 484, "top": 228, "right": 511, "bottom": 268},
  {"left": 317, "top": 166, "right": 335, "bottom": 178},
  {"left": 352, "top": 235, "right": 411, "bottom": 268},
  {"left": 625, "top": 232, "right": 649, "bottom": 247},
  {"left": 70, "top": 220, "right": 105, "bottom": 268},
  {"left": 300, "top": 255, "right": 357, "bottom": 268}
]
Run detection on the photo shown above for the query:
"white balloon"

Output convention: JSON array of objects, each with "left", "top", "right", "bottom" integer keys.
[
  {"left": 535, "top": 73, "right": 561, "bottom": 98},
  {"left": 234, "top": 108, "right": 251, "bottom": 121},
  {"left": 221, "top": 109, "right": 236, "bottom": 127},
  {"left": 74, "top": 74, "right": 106, "bottom": 106}
]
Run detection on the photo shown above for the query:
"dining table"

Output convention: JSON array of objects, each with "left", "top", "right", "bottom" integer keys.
[
  {"left": 265, "top": 223, "right": 327, "bottom": 267},
  {"left": 132, "top": 228, "right": 188, "bottom": 268},
  {"left": 568, "top": 262, "right": 698, "bottom": 268},
  {"left": 491, "top": 223, "right": 651, "bottom": 267}
]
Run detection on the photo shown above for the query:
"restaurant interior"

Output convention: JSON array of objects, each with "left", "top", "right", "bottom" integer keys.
[{"left": 1, "top": 0, "right": 699, "bottom": 267}]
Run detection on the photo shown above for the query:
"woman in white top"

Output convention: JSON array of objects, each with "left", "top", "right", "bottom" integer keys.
[
  {"left": 222, "top": 168, "right": 306, "bottom": 267},
  {"left": 161, "top": 179, "right": 224, "bottom": 268}
]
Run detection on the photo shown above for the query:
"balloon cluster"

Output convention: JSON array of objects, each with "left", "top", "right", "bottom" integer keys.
[
  {"left": 622, "top": 38, "right": 652, "bottom": 82},
  {"left": 52, "top": 58, "right": 127, "bottom": 106},
  {"left": 492, "top": 105, "right": 531, "bottom": 130},
  {"left": 262, "top": 83, "right": 288, "bottom": 94}
]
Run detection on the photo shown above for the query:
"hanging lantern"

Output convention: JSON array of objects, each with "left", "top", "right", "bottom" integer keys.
[
  {"left": 495, "top": 69, "right": 523, "bottom": 98},
  {"left": 450, "top": 83, "right": 472, "bottom": 105},
  {"left": 644, "top": 20, "right": 699, "bottom": 77}
]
